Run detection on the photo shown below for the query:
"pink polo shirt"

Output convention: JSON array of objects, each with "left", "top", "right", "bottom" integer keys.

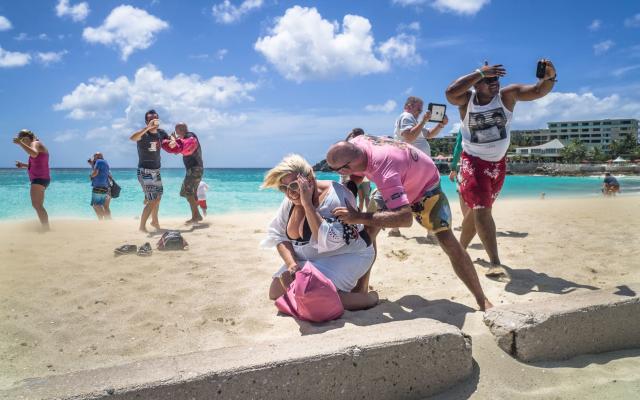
[{"left": 351, "top": 135, "right": 440, "bottom": 210}]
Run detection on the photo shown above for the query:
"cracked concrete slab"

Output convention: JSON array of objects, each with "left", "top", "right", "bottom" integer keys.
[
  {"left": 483, "top": 284, "right": 640, "bottom": 362},
  {"left": 3, "top": 319, "right": 472, "bottom": 400}
]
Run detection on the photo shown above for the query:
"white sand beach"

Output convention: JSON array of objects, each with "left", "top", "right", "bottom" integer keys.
[{"left": 1, "top": 196, "right": 639, "bottom": 398}]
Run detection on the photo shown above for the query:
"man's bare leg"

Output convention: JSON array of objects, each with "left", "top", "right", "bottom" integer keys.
[
  {"left": 150, "top": 196, "right": 161, "bottom": 230},
  {"left": 459, "top": 208, "right": 477, "bottom": 249},
  {"left": 186, "top": 195, "right": 203, "bottom": 223},
  {"left": 139, "top": 200, "right": 154, "bottom": 232},
  {"left": 435, "top": 229, "right": 492, "bottom": 311},
  {"left": 473, "top": 207, "right": 507, "bottom": 278},
  {"left": 93, "top": 205, "right": 105, "bottom": 220}
]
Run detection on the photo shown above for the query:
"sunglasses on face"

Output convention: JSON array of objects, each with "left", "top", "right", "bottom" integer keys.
[
  {"left": 329, "top": 162, "right": 350, "bottom": 172},
  {"left": 278, "top": 181, "right": 300, "bottom": 193}
]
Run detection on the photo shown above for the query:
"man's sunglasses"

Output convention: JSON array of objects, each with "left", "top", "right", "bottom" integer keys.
[
  {"left": 329, "top": 162, "right": 350, "bottom": 172},
  {"left": 482, "top": 76, "right": 499, "bottom": 84},
  {"left": 278, "top": 181, "right": 300, "bottom": 193}
]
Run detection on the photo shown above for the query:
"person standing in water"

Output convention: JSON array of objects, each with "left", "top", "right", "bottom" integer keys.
[{"left": 13, "top": 129, "right": 50, "bottom": 230}]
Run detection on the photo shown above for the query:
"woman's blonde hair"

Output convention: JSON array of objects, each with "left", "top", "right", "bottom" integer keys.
[{"left": 261, "top": 154, "right": 314, "bottom": 190}]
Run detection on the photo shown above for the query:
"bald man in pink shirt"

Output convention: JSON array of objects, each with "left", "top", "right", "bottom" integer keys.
[{"left": 327, "top": 135, "right": 492, "bottom": 311}]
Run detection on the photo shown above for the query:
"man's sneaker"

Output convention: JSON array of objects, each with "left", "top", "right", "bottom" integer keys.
[
  {"left": 137, "top": 242, "right": 153, "bottom": 257},
  {"left": 114, "top": 244, "right": 137, "bottom": 257}
]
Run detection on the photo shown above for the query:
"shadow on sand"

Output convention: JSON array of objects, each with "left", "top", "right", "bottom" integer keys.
[
  {"left": 473, "top": 259, "right": 599, "bottom": 295},
  {"left": 496, "top": 230, "right": 529, "bottom": 239},
  {"left": 285, "top": 295, "right": 476, "bottom": 336},
  {"left": 400, "top": 234, "right": 439, "bottom": 245},
  {"left": 146, "top": 223, "right": 210, "bottom": 237}
]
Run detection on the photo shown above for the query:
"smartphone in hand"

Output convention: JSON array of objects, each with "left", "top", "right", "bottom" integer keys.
[
  {"left": 536, "top": 60, "right": 546, "bottom": 79},
  {"left": 428, "top": 103, "right": 447, "bottom": 123}
]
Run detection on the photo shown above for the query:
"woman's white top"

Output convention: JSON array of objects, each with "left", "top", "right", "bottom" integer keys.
[{"left": 261, "top": 181, "right": 374, "bottom": 292}]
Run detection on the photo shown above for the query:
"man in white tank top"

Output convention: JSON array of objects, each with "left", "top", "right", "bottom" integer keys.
[{"left": 445, "top": 60, "right": 557, "bottom": 278}]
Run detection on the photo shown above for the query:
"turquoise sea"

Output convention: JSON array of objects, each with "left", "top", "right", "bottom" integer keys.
[{"left": 0, "top": 168, "right": 639, "bottom": 220}]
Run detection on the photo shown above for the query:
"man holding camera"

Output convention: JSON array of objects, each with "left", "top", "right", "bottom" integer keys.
[
  {"left": 387, "top": 96, "right": 448, "bottom": 237},
  {"left": 88, "top": 152, "right": 111, "bottom": 220},
  {"left": 445, "top": 59, "right": 556, "bottom": 278},
  {"left": 130, "top": 109, "right": 171, "bottom": 232}
]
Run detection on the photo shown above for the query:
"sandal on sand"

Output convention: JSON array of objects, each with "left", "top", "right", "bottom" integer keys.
[
  {"left": 137, "top": 242, "right": 153, "bottom": 257},
  {"left": 114, "top": 244, "right": 137, "bottom": 257},
  {"left": 485, "top": 265, "right": 510, "bottom": 280}
]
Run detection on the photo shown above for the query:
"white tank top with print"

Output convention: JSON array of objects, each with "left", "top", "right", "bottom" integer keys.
[{"left": 461, "top": 91, "right": 512, "bottom": 161}]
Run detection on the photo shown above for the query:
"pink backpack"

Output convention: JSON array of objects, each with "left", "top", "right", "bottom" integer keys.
[{"left": 275, "top": 261, "right": 344, "bottom": 322}]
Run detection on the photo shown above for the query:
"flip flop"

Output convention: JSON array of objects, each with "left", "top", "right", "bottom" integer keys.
[
  {"left": 137, "top": 242, "right": 153, "bottom": 257},
  {"left": 114, "top": 244, "right": 137, "bottom": 257},
  {"left": 485, "top": 265, "right": 510, "bottom": 281}
]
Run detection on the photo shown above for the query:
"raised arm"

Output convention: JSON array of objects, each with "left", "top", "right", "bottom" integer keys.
[
  {"left": 130, "top": 119, "right": 156, "bottom": 142},
  {"left": 399, "top": 111, "right": 431, "bottom": 143},
  {"left": 445, "top": 64, "right": 506, "bottom": 106},
  {"left": 501, "top": 59, "right": 557, "bottom": 105},
  {"left": 13, "top": 137, "right": 40, "bottom": 158}
]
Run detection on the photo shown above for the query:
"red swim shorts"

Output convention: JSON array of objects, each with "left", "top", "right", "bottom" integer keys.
[
  {"left": 197, "top": 199, "right": 207, "bottom": 209},
  {"left": 458, "top": 152, "right": 506, "bottom": 209}
]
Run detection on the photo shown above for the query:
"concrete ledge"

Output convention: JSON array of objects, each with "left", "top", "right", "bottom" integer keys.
[
  {"left": 483, "top": 284, "right": 640, "bottom": 362},
  {"left": 4, "top": 319, "right": 472, "bottom": 400}
]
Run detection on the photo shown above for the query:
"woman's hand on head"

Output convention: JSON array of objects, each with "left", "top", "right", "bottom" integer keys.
[{"left": 297, "top": 175, "right": 314, "bottom": 207}]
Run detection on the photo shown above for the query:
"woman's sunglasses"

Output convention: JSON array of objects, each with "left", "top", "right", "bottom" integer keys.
[{"left": 278, "top": 181, "right": 300, "bottom": 193}]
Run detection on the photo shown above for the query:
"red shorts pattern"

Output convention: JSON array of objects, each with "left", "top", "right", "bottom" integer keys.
[
  {"left": 197, "top": 199, "right": 207, "bottom": 209},
  {"left": 458, "top": 152, "right": 506, "bottom": 209}
]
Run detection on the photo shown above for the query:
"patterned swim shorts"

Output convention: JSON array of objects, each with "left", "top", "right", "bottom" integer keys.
[
  {"left": 137, "top": 168, "right": 163, "bottom": 201},
  {"left": 371, "top": 185, "right": 452, "bottom": 233},
  {"left": 180, "top": 167, "right": 203, "bottom": 198},
  {"left": 90, "top": 187, "right": 109, "bottom": 206},
  {"left": 458, "top": 152, "right": 506, "bottom": 209}
]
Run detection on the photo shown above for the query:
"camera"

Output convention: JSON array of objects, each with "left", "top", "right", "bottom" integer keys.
[{"left": 536, "top": 60, "right": 546, "bottom": 79}]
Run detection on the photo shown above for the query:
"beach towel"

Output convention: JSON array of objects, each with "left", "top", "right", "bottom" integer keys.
[
  {"left": 275, "top": 261, "right": 344, "bottom": 322},
  {"left": 156, "top": 231, "right": 189, "bottom": 251}
]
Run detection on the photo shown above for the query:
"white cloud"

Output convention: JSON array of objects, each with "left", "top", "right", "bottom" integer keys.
[
  {"left": 364, "top": 100, "right": 397, "bottom": 113},
  {"left": 82, "top": 5, "right": 169, "bottom": 60},
  {"left": 594, "top": 40, "right": 614, "bottom": 55},
  {"left": 54, "top": 76, "right": 131, "bottom": 119},
  {"left": 251, "top": 64, "right": 268, "bottom": 74},
  {"left": 216, "top": 48, "right": 228, "bottom": 60},
  {"left": 54, "top": 64, "right": 257, "bottom": 133},
  {"left": 0, "top": 16, "right": 12, "bottom": 31},
  {"left": 255, "top": 6, "right": 417, "bottom": 82},
  {"left": 54, "top": 131, "right": 75, "bottom": 142},
  {"left": 431, "top": 0, "right": 490, "bottom": 15},
  {"left": 56, "top": 0, "right": 90, "bottom": 22},
  {"left": 588, "top": 19, "right": 601, "bottom": 31},
  {"left": 612, "top": 64, "right": 640, "bottom": 77},
  {"left": 0, "top": 46, "right": 31, "bottom": 68},
  {"left": 36, "top": 50, "right": 68, "bottom": 65},
  {"left": 624, "top": 13, "right": 640, "bottom": 28},
  {"left": 513, "top": 92, "right": 640, "bottom": 129},
  {"left": 378, "top": 33, "right": 421, "bottom": 65},
  {"left": 14, "top": 33, "right": 50, "bottom": 41},
  {"left": 212, "top": 0, "right": 263, "bottom": 24},
  {"left": 398, "top": 21, "right": 421, "bottom": 32},
  {"left": 393, "top": 0, "right": 490, "bottom": 15}
]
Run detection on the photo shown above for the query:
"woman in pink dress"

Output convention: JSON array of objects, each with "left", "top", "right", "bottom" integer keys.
[{"left": 14, "top": 129, "right": 50, "bottom": 230}]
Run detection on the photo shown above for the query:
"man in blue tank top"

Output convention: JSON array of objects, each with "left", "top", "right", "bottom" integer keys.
[{"left": 445, "top": 59, "right": 557, "bottom": 279}]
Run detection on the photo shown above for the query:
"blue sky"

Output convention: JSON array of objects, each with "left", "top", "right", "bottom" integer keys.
[{"left": 1, "top": 0, "right": 639, "bottom": 167}]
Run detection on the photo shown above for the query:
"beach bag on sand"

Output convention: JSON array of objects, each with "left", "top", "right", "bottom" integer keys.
[
  {"left": 156, "top": 231, "right": 189, "bottom": 251},
  {"left": 275, "top": 261, "right": 344, "bottom": 322}
]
